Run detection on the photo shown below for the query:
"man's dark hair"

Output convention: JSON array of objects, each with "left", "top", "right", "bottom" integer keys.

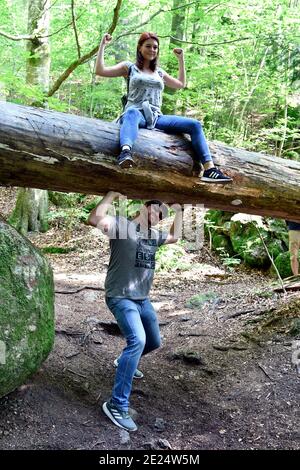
[{"left": 144, "top": 200, "right": 168, "bottom": 220}]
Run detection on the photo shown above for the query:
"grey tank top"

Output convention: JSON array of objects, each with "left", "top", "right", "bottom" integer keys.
[{"left": 121, "top": 61, "right": 165, "bottom": 128}]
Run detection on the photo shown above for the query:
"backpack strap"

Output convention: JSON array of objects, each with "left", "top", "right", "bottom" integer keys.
[{"left": 126, "top": 63, "right": 134, "bottom": 96}]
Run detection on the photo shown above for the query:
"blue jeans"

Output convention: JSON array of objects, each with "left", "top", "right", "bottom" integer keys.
[
  {"left": 105, "top": 296, "right": 161, "bottom": 411},
  {"left": 119, "top": 107, "right": 212, "bottom": 164}
]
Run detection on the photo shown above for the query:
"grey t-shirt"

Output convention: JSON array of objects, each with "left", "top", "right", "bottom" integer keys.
[
  {"left": 105, "top": 216, "right": 167, "bottom": 299},
  {"left": 124, "top": 61, "right": 165, "bottom": 112},
  {"left": 120, "top": 61, "right": 165, "bottom": 129}
]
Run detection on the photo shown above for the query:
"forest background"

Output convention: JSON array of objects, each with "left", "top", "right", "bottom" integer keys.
[{"left": 0, "top": 0, "right": 299, "bottom": 160}]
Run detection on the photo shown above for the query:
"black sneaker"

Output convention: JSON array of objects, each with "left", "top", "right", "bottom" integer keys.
[
  {"left": 117, "top": 149, "right": 135, "bottom": 169},
  {"left": 201, "top": 167, "right": 232, "bottom": 183},
  {"left": 102, "top": 401, "right": 138, "bottom": 432}
]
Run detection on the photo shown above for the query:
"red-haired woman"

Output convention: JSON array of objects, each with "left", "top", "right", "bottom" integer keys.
[{"left": 96, "top": 32, "right": 232, "bottom": 183}]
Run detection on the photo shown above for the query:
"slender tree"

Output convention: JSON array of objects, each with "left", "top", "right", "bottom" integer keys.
[
  {"left": 162, "top": 0, "right": 186, "bottom": 114},
  {"left": 10, "top": 0, "right": 51, "bottom": 235}
]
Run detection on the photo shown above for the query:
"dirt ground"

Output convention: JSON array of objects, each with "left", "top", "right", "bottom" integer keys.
[{"left": 0, "top": 189, "right": 299, "bottom": 450}]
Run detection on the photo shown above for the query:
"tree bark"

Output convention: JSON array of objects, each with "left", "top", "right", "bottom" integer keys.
[
  {"left": 9, "top": 187, "right": 49, "bottom": 235},
  {"left": 0, "top": 101, "right": 299, "bottom": 222},
  {"left": 11, "top": 0, "right": 51, "bottom": 235},
  {"left": 26, "top": 0, "right": 51, "bottom": 93}
]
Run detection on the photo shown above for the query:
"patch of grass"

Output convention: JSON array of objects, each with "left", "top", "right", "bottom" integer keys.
[
  {"left": 255, "top": 289, "right": 274, "bottom": 299},
  {"left": 288, "top": 319, "right": 300, "bottom": 337},
  {"left": 41, "top": 246, "right": 75, "bottom": 254},
  {"left": 186, "top": 292, "right": 219, "bottom": 309}
]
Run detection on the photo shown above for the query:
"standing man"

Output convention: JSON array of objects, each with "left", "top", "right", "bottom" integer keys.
[
  {"left": 88, "top": 191, "right": 182, "bottom": 432},
  {"left": 286, "top": 220, "right": 300, "bottom": 275}
]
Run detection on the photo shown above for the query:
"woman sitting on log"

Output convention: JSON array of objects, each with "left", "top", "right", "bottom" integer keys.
[{"left": 96, "top": 32, "right": 232, "bottom": 183}]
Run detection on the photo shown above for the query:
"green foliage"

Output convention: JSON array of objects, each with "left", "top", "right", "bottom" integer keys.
[
  {"left": 273, "top": 251, "right": 296, "bottom": 279},
  {"left": 49, "top": 191, "right": 85, "bottom": 208},
  {"left": 156, "top": 241, "right": 189, "bottom": 272},
  {"left": 0, "top": 0, "right": 298, "bottom": 160},
  {"left": 216, "top": 248, "right": 242, "bottom": 271},
  {"left": 47, "top": 208, "right": 87, "bottom": 241},
  {"left": 82, "top": 198, "right": 102, "bottom": 215}
]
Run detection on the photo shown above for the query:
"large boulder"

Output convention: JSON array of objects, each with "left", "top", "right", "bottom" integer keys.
[
  {"left": 0, "top": 219, "right": 55, "bottom": 398},
  {"left": 229, "top": 214, "right": 286, "bottom": 268}
]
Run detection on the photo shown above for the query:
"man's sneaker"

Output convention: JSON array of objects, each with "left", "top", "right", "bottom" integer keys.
[
  {"left": 117, "top": 149, "right": 135, "bottom": 169},
  {"left": 201, "top": 167, "right": 232, "bottom": 183},
  {"left": 102, "top": 401, "right": 138, "bottom": 432},
  {"left": 113, "top": 358, "right": 144, "bottom": 379}
]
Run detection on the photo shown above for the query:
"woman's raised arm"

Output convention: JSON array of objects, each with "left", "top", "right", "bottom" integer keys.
[
  {"left": 163, "top": 48, "right": 186, "bottom": 89},
  {"left": 95, "top": 33, "right": 128, "bottom": 78}
]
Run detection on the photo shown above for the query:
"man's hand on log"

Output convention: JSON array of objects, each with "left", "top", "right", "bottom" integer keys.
[{"left": 107, "top": 190, "right": 123, "bottom": 199}]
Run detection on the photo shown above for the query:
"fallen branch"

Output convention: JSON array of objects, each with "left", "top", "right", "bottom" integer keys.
[
  {"left": 66, "top": 368, "right": 87, "bottom": 379},
  {"left": 55, "top": 286, "right": 105, "bottom": 294},
  {"left": 257, "top": 362, "right": 274, "bottom": 381},
  {"left": 55, "top": 328, "right": 84, "bottom": 337},
  {"left": 226, "top": 308, "right": 255, "bottom": 319}
]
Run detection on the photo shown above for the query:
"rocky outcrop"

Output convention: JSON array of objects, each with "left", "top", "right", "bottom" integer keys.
[{"left": 205, "top": 210, "right": 291, "bottom": 274}]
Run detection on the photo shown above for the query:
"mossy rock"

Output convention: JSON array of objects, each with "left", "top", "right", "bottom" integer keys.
[
  {"left": 288, "top": 318, "right": 300, "bottom": 336},
  {"left": 243, "top": 242, "right": 269, "bottom": 268},
  {"left": 243, "top": 238, "right": 285, "bottom": 269},
  {"left": 265, "top": 238, "right": 286, "bottom": 260},
  {"left": 206, "top": 213, "right": 290, "bottom": 271},
  {"left": 273, "top": 251, "right": 294, "bottom": 279},
  {"left": 0, "top": 220, "right": 55, "bottom": 398},
  {"left": 265, "top": 218, "right": 289, "bottom": 248},
  {"left": 212, "top": 233, "right": 234, "bottom": 257},
  {"left": 230, "top": 220, "right": 267, "bottom": 267}
]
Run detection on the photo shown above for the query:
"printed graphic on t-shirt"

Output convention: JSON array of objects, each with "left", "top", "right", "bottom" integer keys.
[{"left": 135, "top": 237, "right": 158, "bottom": 269}]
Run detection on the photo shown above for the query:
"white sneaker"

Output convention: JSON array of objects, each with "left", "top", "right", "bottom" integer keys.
[{"left": 102, "top": 401, "right": 137, "bottom": 432}]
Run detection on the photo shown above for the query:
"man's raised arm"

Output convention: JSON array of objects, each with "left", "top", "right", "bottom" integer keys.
[
  {"left": 87, "top": 191, "right": 122, "bottom": 233},
  {"left": 164, "top": 204, "right": 183, "bottom": 245}
]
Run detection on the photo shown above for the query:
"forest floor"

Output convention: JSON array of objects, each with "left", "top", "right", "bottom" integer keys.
[{"left": 0, "top": 188, "right": 299, "bottom": 451}]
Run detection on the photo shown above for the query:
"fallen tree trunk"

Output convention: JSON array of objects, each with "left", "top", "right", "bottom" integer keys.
[{"left": 0, "top": 101, "right": 299, "bottom": 221}]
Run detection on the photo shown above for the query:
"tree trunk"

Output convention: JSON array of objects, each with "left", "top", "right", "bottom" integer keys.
[
  {"left": 0, "top": 101, "right": 300, "bottom": 222},
  {"left": 26, "top": 0, "right": 51, "bottom": 93},
  {"left": 12, "top": 0, "right": 51, "bottom": 234},
  {"left": 162, "top": 0, "right": 186, "bottom": 115},
  {"left": 9, "top": 188, "right": 49, "bottom": 235}
]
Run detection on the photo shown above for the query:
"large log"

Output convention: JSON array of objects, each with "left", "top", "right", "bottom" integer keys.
[{"left": 0, "top": 101, "right": 299, "bottom": 221}]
